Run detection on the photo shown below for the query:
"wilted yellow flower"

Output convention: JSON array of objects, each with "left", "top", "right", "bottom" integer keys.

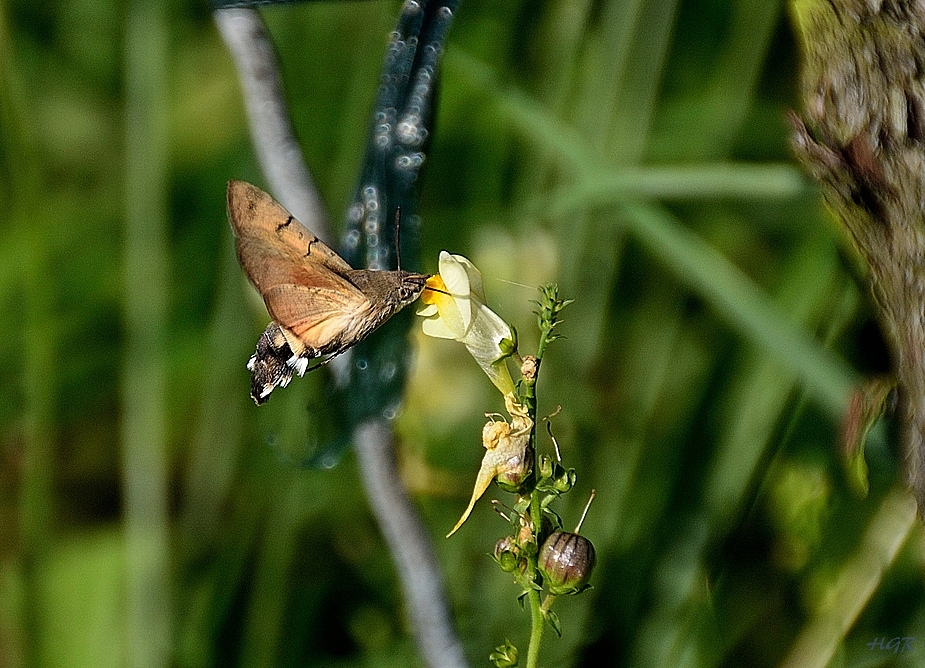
[{"left": 446, "top": 405, "right": 533, "bottom": 538}]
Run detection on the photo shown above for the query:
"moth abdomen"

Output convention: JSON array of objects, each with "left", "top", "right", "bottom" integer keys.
[{"left": 247, "top": 321, "right": 317, "bottom": 404}]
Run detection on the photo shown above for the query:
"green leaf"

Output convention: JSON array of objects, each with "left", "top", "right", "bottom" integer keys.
[{"left": 544, "top": 609, "right": 562, "bottom": 637}]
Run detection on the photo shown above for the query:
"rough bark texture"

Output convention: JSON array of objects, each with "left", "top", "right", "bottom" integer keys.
[{"left": 791, "top": 0, "right": 925, "bottom": 509}]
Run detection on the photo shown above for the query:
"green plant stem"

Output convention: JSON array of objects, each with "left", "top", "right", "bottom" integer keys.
[
  {"left": 525, "top": 583, "right": 545, "bottom": 668},
  {"left": 521, "top": 305, "right": 555, "bottom": 437},
  {"left": 536, "top": 321, "right": 555, "bottom": 362},
  {"left": 521, "top": 293, "right": 563, "bottom": 668},
  {"left": 524, "top": 493, "right": 546, "bottom": 668},
  {"left": 540, "top": 594, "right": 557, "bottom": 613},
  {"left": 522, "top": 377, "right": 538, "bottom": 423},
  {"left": 520, "top": 395, "right": 544, "bottom": 667}
]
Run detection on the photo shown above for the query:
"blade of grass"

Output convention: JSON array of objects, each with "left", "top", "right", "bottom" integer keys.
[
  {"left": 590, "top": 283, "right": 692, "bottom": 551},
  {"left": 619, "top": 201, "right": 855, "bottom": 416},
  {"left": 629, "top": 232, "right": 856, "bottom": 668},
  {"left": 515, "top": 0, "right": 593, "bottom": 201},
  {"left": 122, "top": 0, "right": 172, "bottom": 665},
  {"left": 692, "top": 0, "right": 785, "bottom": 159},
  {"left": 449, "top": 49, "right": 808, "bottom": 202},
  {"left": 539, "top": 163, "right": 810, "bottom": 210},
  {"left": 1, "top": 0, "right": 54, "bottom": 564},
  {"left": 533, "top": 0, "right": 596, "bottom": 115},
  {"left": 704, "top": 234, "right": 852, "bottom": 524},
  {"left": 542, "top": 0, "right": 677, "bottom": 370},
  {"left": 0, "top": 0, "right": 54, "bottom": 557},
  {"left": 1, "top": 4, "right": 57, "bottom": 666},
  {"left": 600, "top": 0, "right": 679, "bottom": 165},
  {"left": 238, "top": 469, "right": 304, "bottom": 668},
  {"left": 779, "top": 488, "right": 917, "bottom": 668},
  {"left": 581, "top": 0, "right": 647, "bottom": 146},
  {"left": 177, "top": 242, "right": 251, "bottom": 559}
]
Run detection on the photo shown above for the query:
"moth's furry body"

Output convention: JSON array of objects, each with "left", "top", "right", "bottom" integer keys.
[{"left": 227, "top": 180, "right": 427, "bottom": 404}]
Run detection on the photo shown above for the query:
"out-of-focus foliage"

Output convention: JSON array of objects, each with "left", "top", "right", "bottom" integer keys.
[{"left": 0, "top": 1, "right": 923, "bottom": 667}]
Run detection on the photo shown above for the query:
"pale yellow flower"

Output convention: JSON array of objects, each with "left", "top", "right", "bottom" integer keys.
[{"left": 418, "top": 251, "right": 517, "bottom": 395}]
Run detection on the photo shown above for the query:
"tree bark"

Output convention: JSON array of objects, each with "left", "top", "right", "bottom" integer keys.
[{"left": 791, "top": 0, "right": 925, "bottom": 509}]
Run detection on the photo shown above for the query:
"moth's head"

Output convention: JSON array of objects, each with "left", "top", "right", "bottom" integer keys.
[{"left": 395, "top": 271, "right": 430, "bottom": 305}]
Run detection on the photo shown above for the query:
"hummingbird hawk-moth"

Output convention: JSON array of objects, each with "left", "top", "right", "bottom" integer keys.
[{"left": 227, "top": 180, "right": 429, "bottom": 404}]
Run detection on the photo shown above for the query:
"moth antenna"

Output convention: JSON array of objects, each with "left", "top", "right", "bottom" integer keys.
[{"left": 394, "top": 206, "right": 403, "bottom": 270}]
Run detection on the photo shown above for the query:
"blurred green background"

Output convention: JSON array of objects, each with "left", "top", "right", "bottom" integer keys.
[{"left": 2, "top": 0, "right": 924, "bottom": 667}]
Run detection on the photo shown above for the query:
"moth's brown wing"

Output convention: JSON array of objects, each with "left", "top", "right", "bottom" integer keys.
[
  {"left": 227, "top": 180, "right": 355, "bottom": 294},
  {"left": 227, "top": 179, "right": 370, "bottom": 343},
  {"left": 263, "top": 284, "right": 371, "bottom": 355}
]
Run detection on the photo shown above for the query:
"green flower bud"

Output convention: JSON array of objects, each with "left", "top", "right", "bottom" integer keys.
[
  {"left": 553, "top": 467, "right": 576, "bottom": 493},
  {"left": 538, "top": 530, "right": 595, "bottom": 595},
  {"left": 538, "top": 453, "right": 555, "bottom": 481},
  {"left": 489, "top": 639, "right": 519, "bottom": 668},
  {"left": 493, "top": 536, "right": 521, "bottom": 573}
]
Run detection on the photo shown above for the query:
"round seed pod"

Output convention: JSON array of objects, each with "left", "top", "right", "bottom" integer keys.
[{"left": 537, "top": 530, "right": 595, "bottom": 595}]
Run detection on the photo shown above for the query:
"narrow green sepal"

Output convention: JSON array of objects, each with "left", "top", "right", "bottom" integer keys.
[
  {"left": 544, "top": 609, "right": 562, "bottom": 637},
  {"left": 498, "top": 324, "right": 518, "bottom": 357}
]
